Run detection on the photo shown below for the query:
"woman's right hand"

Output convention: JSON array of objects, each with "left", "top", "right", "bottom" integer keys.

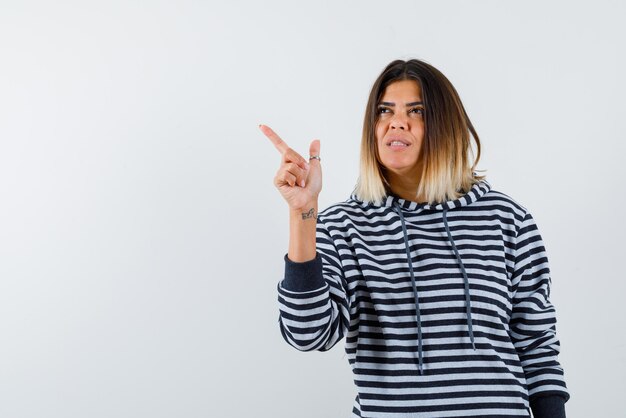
[{"left": 260, "top": 124, "right": 322, "bottom": 211}]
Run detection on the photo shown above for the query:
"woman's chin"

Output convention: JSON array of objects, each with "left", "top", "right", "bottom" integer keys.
[{"left": 383, "top": 160, "right": 418, "bottom": 172}]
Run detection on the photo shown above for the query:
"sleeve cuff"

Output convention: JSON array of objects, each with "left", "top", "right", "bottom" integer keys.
[
  {"left": 282, "top": 252, "right": 326, "bottom": 292},
  {"left": 530, "top": 394, "right": 567, "bottom": 418}
]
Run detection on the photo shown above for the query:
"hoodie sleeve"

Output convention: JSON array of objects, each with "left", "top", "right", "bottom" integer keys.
[
  {"left": 509, "top": 210, "right": 570, "bottom": 408},
  {"left": 276, "top": 215, "right": 350, "bottom": 352}
]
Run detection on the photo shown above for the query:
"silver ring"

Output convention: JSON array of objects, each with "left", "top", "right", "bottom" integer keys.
[{"left": 309, "top": 155, "right": 321, "bottom": 162}]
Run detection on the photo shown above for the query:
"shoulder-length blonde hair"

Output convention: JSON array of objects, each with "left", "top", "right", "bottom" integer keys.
[{"left": 354, "top": 59, "right": 486, "bottom": 205}]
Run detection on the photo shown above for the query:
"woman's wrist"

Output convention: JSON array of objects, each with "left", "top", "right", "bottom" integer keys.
[{"left": 288, "top": 201, "right": 318, "bottom": 262}]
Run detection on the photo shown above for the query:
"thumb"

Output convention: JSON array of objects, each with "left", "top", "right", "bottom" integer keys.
[{"left": 309, "top": 139, "right": 321, "bottom": 160}]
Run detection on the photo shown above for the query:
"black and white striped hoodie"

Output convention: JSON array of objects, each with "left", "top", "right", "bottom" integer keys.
[{"left": 277, "top": 179, "right": 569, "bottom": 417}]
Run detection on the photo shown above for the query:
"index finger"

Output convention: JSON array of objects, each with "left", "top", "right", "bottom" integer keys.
[{"left": 259, "top": 124, "right": 289, "bottom": 154}]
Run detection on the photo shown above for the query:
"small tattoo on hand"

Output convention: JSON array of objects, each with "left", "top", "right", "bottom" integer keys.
[{"left": 301, "top": 208, "right": 317, "bottom": 220}]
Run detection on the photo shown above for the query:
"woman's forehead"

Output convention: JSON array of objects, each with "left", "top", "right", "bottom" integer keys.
[{"left": 381, "top": 79, "right": 422, "bottom": 101}]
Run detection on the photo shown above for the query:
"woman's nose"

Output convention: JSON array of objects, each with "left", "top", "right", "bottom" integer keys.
[{"left": 390, "top": 113, "right": 408, "bottom": 130}]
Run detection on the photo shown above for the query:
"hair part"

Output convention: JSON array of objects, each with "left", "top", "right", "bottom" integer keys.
[{"left": 354, "top": 58, "right": 486, "bottom": 205}]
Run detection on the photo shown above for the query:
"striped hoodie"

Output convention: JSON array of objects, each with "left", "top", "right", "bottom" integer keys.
[{"left": 277, "top": 179, "right": 570, "bottom": 417}]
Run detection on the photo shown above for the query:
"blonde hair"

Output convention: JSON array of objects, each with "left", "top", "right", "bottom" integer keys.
[{"left": 354, "top": 59, "right": 486, "bottom": 205}]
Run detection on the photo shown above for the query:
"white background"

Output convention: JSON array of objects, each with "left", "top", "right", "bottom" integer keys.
[{"left": 1, "top": 1, "right": 624, "bottom": 417}]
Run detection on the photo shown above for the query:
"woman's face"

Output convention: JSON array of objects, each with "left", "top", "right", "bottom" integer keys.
[{"left": 375, "top": 79, "right": 425, "bottom": 179}]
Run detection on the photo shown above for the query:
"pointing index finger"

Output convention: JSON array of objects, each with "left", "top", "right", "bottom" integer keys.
[{"left": 259, "top": 124, "right": 289, "bottom": 154}]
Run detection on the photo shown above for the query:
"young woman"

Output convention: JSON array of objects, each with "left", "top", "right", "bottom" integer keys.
[{"left": 260, "top": 59, "right": 570, "bottom": 418}]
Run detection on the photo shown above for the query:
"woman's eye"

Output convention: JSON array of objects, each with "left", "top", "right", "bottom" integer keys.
[
  {"left": 410, "top": 108, "right": 424, "bottom": 115},
  {"left": 377, "top": 107, "right": 390, "bottom": 114}
]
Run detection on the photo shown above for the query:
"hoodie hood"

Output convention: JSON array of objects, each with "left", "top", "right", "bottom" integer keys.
[
  {"left": 363, "top": 178, "right": 492, "bottom": 211},
  {"left": 349, "top": 179, "right": 492, "bottom": 375}
]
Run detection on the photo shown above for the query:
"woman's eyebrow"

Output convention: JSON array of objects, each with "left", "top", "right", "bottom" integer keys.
[{"left": 379, "top": 101, "right": 424, "bottom": 106}]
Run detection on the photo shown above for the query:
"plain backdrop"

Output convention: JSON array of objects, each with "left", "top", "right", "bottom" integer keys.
[{"left": 1, "top": 1, "right": 624, "bottom": 417}]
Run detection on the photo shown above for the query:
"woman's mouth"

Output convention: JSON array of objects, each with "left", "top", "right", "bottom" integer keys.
[{"left": 388, "top": 140, "right": 410, "bottom": 150}]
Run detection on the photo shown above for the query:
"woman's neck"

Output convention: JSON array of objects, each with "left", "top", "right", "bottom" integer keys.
[{"left": 387, "top": 171, "right": 426, "bottom": 203}]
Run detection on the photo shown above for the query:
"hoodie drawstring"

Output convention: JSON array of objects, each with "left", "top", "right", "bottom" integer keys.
[
  {"left": 442, "top": 207, "right": 476, "bottom": 351},
  {"left": 393, "top": 203, "right": 477, "bottom": 375},
  {"left": 393, "top": 203, "right": 424, "bottom": 375}
]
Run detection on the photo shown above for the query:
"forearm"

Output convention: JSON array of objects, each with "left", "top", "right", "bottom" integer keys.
[
  {"left": 278, "top": 200, "right": 350, "bottom": 352},
  {"left": 288, "top": 201, "right": 318, "bottom": 262}
]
